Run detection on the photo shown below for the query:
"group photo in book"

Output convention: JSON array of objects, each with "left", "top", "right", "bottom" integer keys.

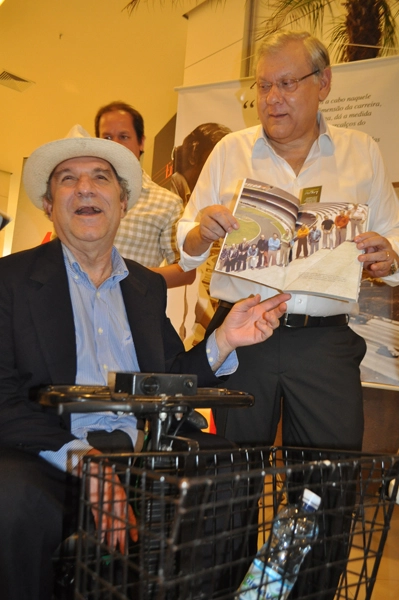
[{"left": 215, "top": 178, "right": 369, "bottom": 303}]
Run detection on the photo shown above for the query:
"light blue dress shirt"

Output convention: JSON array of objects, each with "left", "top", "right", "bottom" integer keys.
[{"left": 40, "top": 244, "right": 237, "bottom": 472}]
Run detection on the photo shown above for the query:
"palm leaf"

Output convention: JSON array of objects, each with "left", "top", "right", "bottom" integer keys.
[
  {"left": 261, "top": 0, "right": 336, "bottom": 37},
  {"left": 124, "top": 0, "right": 399, "bottom": 62},
  {"left": 124, "top": 0, "right": 227, "bottom": 13}
]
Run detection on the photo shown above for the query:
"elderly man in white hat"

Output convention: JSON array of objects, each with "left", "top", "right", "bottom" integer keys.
[{"left": 0, "top": 125, "right": 289, "bottom": 600}]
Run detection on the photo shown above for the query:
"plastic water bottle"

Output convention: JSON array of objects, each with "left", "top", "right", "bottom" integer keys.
[{"left": 237, "top": 488, "right": 321, "bottom": 600}]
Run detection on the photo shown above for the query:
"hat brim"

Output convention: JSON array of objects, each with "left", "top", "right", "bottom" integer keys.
[{"left": 23, "top": 137, "right": 142, "bottom": 211}]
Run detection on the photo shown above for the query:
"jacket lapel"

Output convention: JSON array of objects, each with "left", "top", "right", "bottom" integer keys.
[
  {"left": 28, "top": 239, "right": 77, "bottom": 384},
  {"left": 121, "top": 267, "right": 166, "bottom": 373}
]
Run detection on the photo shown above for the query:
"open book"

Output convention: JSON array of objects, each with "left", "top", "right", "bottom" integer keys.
[{"left": 215, "top": 178, "right": 369, "bottom": 302}]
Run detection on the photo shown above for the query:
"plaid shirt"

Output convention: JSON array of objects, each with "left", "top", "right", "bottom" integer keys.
[{"left": 114, "top": 170, "right": 183, "bottom": 266}]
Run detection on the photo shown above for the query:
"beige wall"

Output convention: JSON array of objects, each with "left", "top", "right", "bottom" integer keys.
[
  {"left": 2, "top": 0, "right": 397, "bottom": 256},
  {"left": 183, "top": 0, "right": 247, "bottom": 86},
  {"left": 0, "top": 0, "right": 201, "bottom": 254}
]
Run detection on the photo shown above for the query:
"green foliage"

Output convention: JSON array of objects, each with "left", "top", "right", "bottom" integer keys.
[
  {"left": 259, "top": 0, "right": 335, "bottom": 39},
  {"left": 263, "top": 0, "right": 399, "bottom": 62}
]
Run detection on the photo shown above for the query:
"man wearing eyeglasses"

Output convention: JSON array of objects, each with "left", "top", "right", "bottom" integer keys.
[
  {"left": 178, "top": 29, "right": 399, "bottom": 599},
  {"left": 177, "top": 30, "right": 399, "bottom": 453}
]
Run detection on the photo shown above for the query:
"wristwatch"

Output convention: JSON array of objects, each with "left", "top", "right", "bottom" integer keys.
[{"left": 389, "top": 258, "right": 399, "bottom": 275}]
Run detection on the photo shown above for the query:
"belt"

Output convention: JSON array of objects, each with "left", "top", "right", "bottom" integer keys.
[
  {"left": 219, "top": 300, "right": 235, "bottom": 310},
  {"left": 218, "top": 300, "right": 349, "bottom": 328},
  {"left": 280, "top": 313, "right": 349, "bottom": 328}
]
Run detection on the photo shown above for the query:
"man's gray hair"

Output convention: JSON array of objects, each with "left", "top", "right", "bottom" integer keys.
[{"left": 256, "top": 30, "right": 330, "bottom": 74}]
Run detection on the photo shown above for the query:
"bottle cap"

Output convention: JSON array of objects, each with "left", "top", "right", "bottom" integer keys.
[{"left": 302, "top": 488, "right": 321, "bottom": 511}]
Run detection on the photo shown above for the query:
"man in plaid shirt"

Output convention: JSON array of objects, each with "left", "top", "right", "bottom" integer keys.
[{"left": 95, "top": 101, "right": 195, "bottom": 288}]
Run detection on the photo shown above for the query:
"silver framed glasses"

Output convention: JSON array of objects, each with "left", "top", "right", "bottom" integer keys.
[{"left": 251, "top": 69, "right": 320, "bottom": 94}]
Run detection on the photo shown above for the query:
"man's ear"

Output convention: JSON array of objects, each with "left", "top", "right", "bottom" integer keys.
[
  {"left": 120, "top": 198, "right": 128, "bottom": 217},
  {"left": 319, "top": 67, "right": 332, "bottom": 101},
  {"left": 42, "top": 198, "right": 53, "bottom": 220},
  {"left": 139, "top": 135, "right": 146, "bottom": 155}
]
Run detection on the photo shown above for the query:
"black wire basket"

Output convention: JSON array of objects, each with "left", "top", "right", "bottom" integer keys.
[{"left": 74, "top": 446, "right": 399, "bottom": 600}]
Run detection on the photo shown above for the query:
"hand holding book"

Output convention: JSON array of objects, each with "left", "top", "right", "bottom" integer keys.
[{"left": 215, "top": 178, "right": 369, "bottom": 303}]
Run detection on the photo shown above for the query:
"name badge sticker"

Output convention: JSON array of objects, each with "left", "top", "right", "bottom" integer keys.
[{"left": 300, "top": 186, "right": 322, "bottom": 204}]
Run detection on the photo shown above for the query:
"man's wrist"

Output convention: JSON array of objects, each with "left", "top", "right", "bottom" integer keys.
[
  {"left": 184, "top": 226, "right": 212, "bottom": 257},
  {"left": 206, "top": 330, "right": 238, "bottom": 376},
  {"left": 213, "top": 327, "right": 235, "bottom": 370}
]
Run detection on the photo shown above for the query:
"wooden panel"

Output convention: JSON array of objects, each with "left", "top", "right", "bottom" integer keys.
[{"left": 362, "top": 386, "right": 399, "bottom": 454}]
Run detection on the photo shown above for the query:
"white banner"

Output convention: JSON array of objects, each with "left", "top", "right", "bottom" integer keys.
[{"left": 174, "top": 55, "right": 399, "bottom": 388}]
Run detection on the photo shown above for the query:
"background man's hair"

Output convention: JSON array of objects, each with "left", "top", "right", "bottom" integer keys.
[
  {"left": 174, "top": 122, "right": 232, "bottom": 172},
  {"left": 94, "top": 101, "right": 145, "bottom": 145}
]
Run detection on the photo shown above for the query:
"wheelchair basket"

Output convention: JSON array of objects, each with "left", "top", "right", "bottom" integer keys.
[{"left": 74, "top": 446, "right": 399, "bottom": 600}]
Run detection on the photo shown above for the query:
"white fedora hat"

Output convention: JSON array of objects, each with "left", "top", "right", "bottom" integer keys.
[{"left": 23, "top": 124, "right": 142, "bottom": 210}]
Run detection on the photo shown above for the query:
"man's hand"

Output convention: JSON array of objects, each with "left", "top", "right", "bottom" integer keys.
[
  {"left": 355, "top": 231, "right": 398, "bottom": 277},
  {"left": 183, "top": 205, "right": 239, "bottom": 256},
  {"left": 80, "top": 449, "right": 138, "bottom": 552},
  {"left": 213, "top": 293, "right": 290, "bottom": 369}
]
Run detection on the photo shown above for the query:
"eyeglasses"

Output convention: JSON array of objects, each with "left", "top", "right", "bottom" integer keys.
[{"left": 252, "top": 69, "right": 320, "bottom": 94}]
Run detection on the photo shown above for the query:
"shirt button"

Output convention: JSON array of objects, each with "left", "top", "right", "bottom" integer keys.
[
  {"left": 103, "top": 364, "right": 108, "bottom": 371},
  {"left": 96, "top": 292, "right": 101, "bottom": 298},
  {"left": 98, "top": 327, "right": 103, "bottom": 334}
]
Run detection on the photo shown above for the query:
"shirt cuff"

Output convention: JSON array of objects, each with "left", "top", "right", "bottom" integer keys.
[
  {"left": 178, "top": 246, "right": 211, "bottom": 272},
  {"left": 39, "top": 439, "right": 92, "bottom": 473},
  {"left": 206, "top": 330, "right": 238, "bottom": 376}
]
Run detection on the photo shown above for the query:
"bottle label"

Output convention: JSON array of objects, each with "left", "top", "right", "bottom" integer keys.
[{"left": 238, "top": 560, "right": 294, "bottom": 599}]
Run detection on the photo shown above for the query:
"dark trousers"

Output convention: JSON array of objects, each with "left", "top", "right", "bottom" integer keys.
[
  {"left": 0, "top": 432, "right": 137, "bottom": 600},
  {"left": 0, "top": 448, "right": 80, "bottom": 600},
  {"left": 208, "top": 305, "right": 366, "bottom": 450},
  {"left": 0, "top": 428, "right": 235, "bottom": 600},
  {"left": 207, "top": 305, "right": 366, "bottom": 599}
]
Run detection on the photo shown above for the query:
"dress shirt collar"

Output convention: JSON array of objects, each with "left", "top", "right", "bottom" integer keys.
[
  {"left": 62, "top": 243, "right": 129, "bottom": 289},
  {"left": 252, "top": 111, "right": 335, "bottom": 159}
]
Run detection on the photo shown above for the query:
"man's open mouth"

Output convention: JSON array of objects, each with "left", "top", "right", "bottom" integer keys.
[{"left": 75, "top": 207, "right": 102, "bottom": 215}]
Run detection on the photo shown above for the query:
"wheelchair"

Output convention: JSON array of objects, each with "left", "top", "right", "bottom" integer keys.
[{"left": 38, "top": 373, "right": 254, "bottom": 599}]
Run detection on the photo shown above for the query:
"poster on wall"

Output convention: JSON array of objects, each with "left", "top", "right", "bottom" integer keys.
[{"left": 174, "top": 55, "right": 399, "bottom": 389}]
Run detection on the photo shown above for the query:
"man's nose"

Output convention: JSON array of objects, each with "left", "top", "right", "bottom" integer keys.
[
  {"left": 265, "top": 84, "right": 284, "bottom": 103},
  {"left": 75, "top": 174, "right": 95, "bottom": 195}
]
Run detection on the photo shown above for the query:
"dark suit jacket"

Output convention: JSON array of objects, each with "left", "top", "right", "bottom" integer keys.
[{"left": 0, "top": 239, "right": 218, "bottom": 452}]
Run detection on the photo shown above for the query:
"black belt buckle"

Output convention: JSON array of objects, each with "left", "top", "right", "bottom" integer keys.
[{"left": 281, "top": 313, "right": 309, "bottom": 328}]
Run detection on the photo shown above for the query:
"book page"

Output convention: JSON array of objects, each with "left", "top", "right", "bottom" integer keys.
[
  {"left": 215, "top": 179, "right": 368, "bottom": 303},
  {"left": 285, "top": 240, "right": 364, "bottom": 301}
]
